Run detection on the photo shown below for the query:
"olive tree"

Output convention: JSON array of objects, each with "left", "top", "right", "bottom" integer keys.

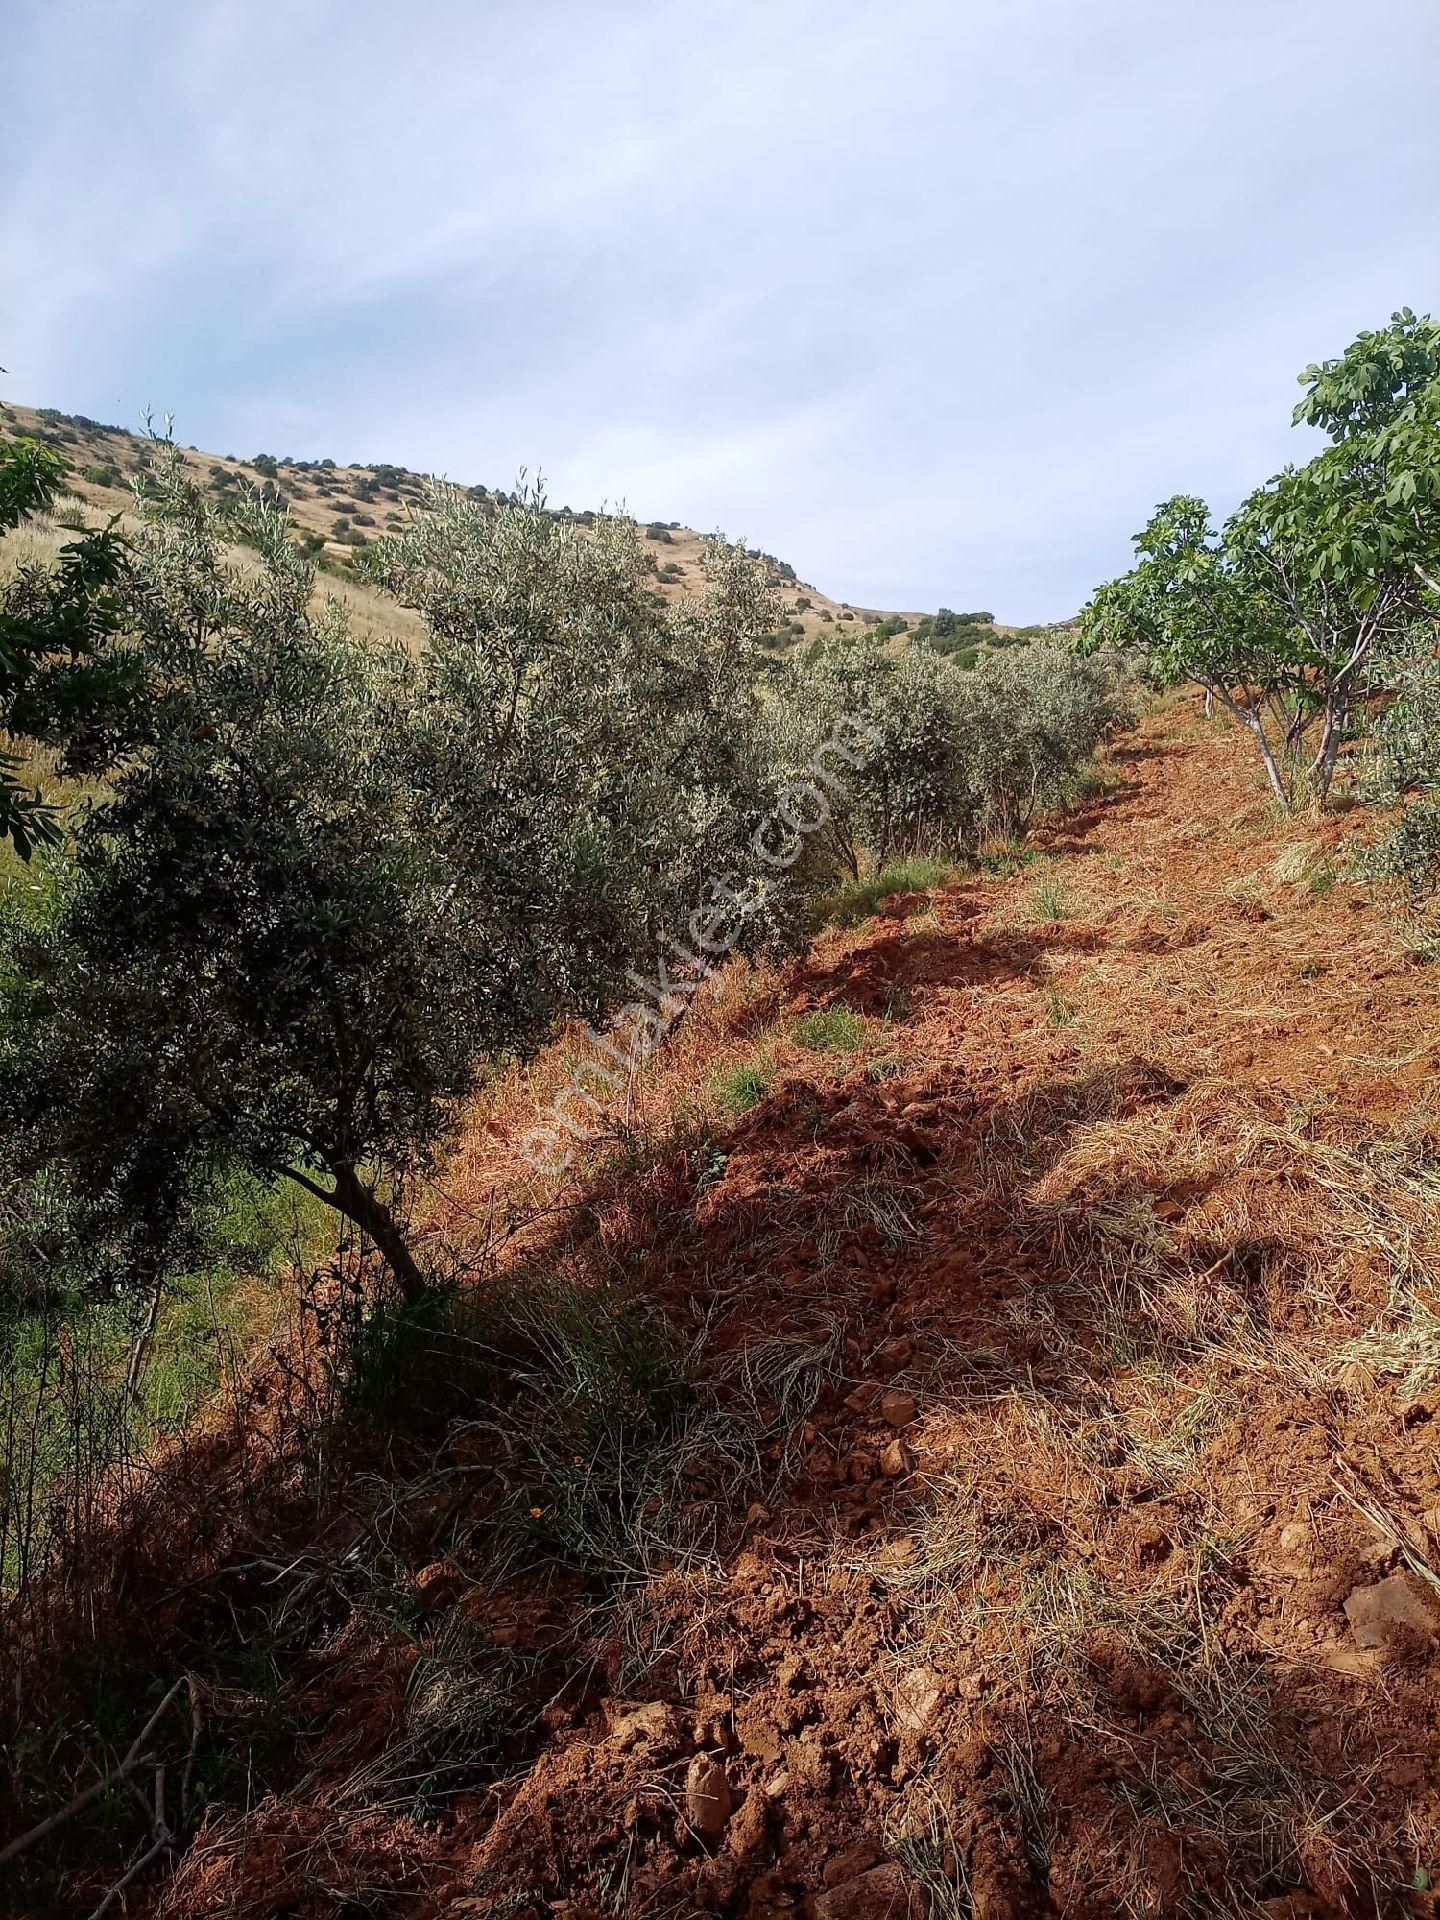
[
  {"left": 372, "top": 480, "right": 819, "bottom": 965},
  {"left": 2, "top": 458, "right": 803, "bottom": 1301},
  {"left": 782, "top": 635, "right": 970, "bottom": 869},
  {"left": 784, "top": 632, "right": 1124, "bottom": 869},
  {"left": 949, "top": 642, "right": 1128, "bottom": 841},
  {"left": 1366, "top": 636, "right": 1440, "bottom": 903},
  {"left": 0, "top": 434, "right": 133, "bottom": 855},
  {"left": 1, "top": 457, "right": 473, "bottom": 1298}
]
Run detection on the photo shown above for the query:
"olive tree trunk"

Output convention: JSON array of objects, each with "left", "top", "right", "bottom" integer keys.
[{"left": 281, "top": 1162, "right": 428, "bottom": 1302}]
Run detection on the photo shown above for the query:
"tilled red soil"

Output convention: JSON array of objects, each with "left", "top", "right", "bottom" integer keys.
[{"left": 20, "top": 700, "right": 1440, "bottom": 1920}]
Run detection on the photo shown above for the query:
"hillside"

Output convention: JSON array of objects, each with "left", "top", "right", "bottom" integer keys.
[
  {"left": 15, "top": 694, "right": 1440, "bottom": 1919},
  {"left": 0, "top": 400, "right": 975, "bottom": 651}
]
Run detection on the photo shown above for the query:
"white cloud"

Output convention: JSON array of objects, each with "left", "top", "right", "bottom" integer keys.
[{"left": 3, "top": 0, "right": 1436, "bottom": 618}]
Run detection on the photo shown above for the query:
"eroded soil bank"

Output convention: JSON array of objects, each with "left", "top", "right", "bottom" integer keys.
[{"left": 23, "top": 697, "right": 1440, "bottom": 1919}]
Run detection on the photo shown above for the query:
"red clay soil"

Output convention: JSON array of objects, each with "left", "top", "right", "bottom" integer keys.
[{"left": 17, "top": 697, "right": 1440, "bottom": 1920}]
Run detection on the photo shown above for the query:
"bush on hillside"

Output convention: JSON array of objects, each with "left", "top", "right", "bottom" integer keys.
[
  {"left": 777, "top": 637, "right": 966, "bottom": 871},
  {"left": 948, "top": 643, "right": 1129, "bottom": 841},
  {"left": 0, "top": 437, "right": 136, "bottom": 855}
]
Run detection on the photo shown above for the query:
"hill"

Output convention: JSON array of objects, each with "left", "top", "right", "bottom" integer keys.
[
  {"left": 13, "top": 694, "right": 1440, "bottom": 1918},
  {"left": 0, "top": 399, "right": 1002, "bottom": 653}
]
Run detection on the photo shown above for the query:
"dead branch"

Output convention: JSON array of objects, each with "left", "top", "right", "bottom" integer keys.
[{"left": 0, "top": 1676, "right": 187, "bottom": 1865}]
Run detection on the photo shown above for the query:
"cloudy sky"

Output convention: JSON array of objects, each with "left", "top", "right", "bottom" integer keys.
[{"left": 4, "top": 1, "right": 1436, "bottom": 620}]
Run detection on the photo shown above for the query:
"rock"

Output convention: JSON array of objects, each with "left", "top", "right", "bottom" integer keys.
[
  {"left": 412, "top": 1558, "right": 463, "bottom": 1613},
  {"left": 869, "top": 1533, "right": 916, "bottom": 1570},
  {"left": 606, "top": 1700, "right": 689, "bottom": 1756},
  {"left": 1256, "top": 1895, "right": 1347, "bottom": 1920},
  {"left": 872, "top": 1336, "right": 915, "bottom": 1376},
  {"left": 726, "top": 1787, "right": 768, "bottom": 1857},
  {"left": 685, "top": 1754, "right": 733, "bottom": 1842},
  {"left": 1314, "top": 1639, "right": 1375, "bottom": 1676},
  {"left": 1343, "top": 1571, "right": 1440, "bottom": 1653},
  {"left": 880, "top": 1438, "right": 912, "bottom": 1477},
  {"left": 735, "top": 1707, "right": 784, "bottom": 1762},
  {"left": 880, "top": 1390, "right": 917, "bottom": 1429},
  {"left": 815, "top": 1862, "right": 921, "bottom": 1920},
  {"left": 893, "top": 1664, "right": 945, "bottom": 1735},
  {"left": 1276, "top": 1520, "right": 1313, "bottom": 1573},
  {"left": 823, "top": 1842, "right": 884, "bottom": 1888}
]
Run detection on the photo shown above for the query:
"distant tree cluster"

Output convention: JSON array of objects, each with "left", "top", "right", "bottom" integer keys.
[{"left": 778, "top": 630, "right": 1126, "bottom": 873}]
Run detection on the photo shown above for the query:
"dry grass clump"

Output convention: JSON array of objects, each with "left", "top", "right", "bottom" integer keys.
[
  {"left": 848, "top": 1451, "right": 1393, "bottom": 1918},
  {"left": 1000, "top": 1073, "right": 1440, "bottom": 1329}
]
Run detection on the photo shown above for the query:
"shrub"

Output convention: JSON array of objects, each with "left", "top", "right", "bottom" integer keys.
[
  {"left": 80, "top": 464, "right": 122, "bottom": 489},
  {"left": 250, "top": 454, "right": 278, "bottom": 478},
  {"left": 947, "top": 643, "right": 1128, "bottom": 843},
  {"left": 781, "top": 635, "right": 972, "bottom": 868},
  {"left": 0, "top": 438, "right": 134, "bottom": 856},
  {"left": 9, "top": 459, "right": 814, "bottom": 1308},
  {"left": 782, "top": 633, "right": 1125, "bottom": 872}
]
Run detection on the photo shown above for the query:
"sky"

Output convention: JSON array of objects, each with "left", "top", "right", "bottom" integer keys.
[{"left": 3, "top": 1, "right": 1437, "bottom": 622}]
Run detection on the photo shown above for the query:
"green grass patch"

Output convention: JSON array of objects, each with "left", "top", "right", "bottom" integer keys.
[
  {"left": 1028, "top": 875, "right": 1070, "bottom": 923},
  {"left": 345, "top": 1263, "right": 754, "bottom": 1585},
  {"left": 793, "top": 1006, "right": 866, "bottom": 1053},
  {"left": 821, "top": 855, "right": 953, "bottom": 929},
  {"left": 978, "top": 841, "right": 1042, "bottom": 878},
  {"left": 711, "top": 1059, "right": 774, "bottom": 1114},
  {"left": 1, "top": 1171, "right": 331, "bottom": 1591}
]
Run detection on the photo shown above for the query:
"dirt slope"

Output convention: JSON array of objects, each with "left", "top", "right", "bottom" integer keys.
[{"left": 24, "top": 697, "right": 1440, "bottom": 1920}]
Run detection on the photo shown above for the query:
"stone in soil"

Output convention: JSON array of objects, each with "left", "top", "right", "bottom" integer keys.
[
  {"left": 814, "top": 1861, "right": 922, "bottom": 1920},
  {"left": 684, "top": 1754, "right": 733, "bottom": 1841},
  {"left": 1342, "top": 1571, "right": 1440, "bottom": 1653}
]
